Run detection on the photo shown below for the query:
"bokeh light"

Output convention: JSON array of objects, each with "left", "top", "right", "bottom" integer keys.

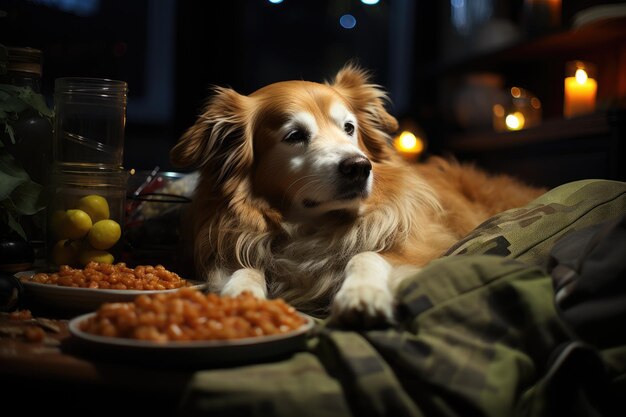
[{"left": 340, "top": 14, "right": 357, "bottom": 29}]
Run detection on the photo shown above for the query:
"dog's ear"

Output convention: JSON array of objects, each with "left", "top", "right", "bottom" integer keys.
[
  {"left": 170, "top": 87, "right": 253, "bottom": 192},
  {"left": 330, "top": 64, "right": 398, "bottom": 161}
]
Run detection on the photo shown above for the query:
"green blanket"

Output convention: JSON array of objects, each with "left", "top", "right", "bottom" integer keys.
[{"left": 179, "top": 180, "right": 626, "bottom": 417}]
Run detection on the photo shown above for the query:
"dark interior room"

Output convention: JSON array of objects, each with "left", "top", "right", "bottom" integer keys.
[
  {"left": 1, "top": 0, "right": 624, "bottom": 186},
  {"left": 1, "top": 1, "right": 626, "bottom": 416}
]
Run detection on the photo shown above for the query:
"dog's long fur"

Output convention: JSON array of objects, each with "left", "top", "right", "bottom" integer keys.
[{"left": 171, "top": 64, "right": 545, "bottom": 322}]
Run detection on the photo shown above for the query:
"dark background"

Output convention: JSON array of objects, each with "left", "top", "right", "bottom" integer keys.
[
  {"left": 1, "top": 0, "right": 405, "bottom": 172},
  {"left": 1, "top": 0, "right": 625, "bottom": 186}
]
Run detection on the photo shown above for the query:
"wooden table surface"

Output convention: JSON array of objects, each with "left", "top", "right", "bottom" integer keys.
[
  {"left": 1, "top": 277, "right": 316, "bottom": 416},
  {"left": 0, "top": 305, "right": 194, "bottom": 415}
]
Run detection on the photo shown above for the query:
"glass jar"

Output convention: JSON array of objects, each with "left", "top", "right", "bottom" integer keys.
[
  {"left": 53, "top": 77, "right": 128, "bottom": 169},
  {"left": 0, "top": 46, "right": 53, "bottom": 258},
  {"left": 46, "top": 167, "right": 129, "bottom": 268},
  {"left": 453, "top": 72, "right": 509, "bottom": 130},
  {"left": 0, "top": 47, "right": 53, "bottom": 186}
]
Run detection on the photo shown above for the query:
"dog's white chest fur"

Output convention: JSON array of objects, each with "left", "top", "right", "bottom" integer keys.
[
  {"left": 262, "top": 220, "right": 374, "bottom": 313},
  {"left": 216, "top": 205, "right": 416, "bottom": 319}
]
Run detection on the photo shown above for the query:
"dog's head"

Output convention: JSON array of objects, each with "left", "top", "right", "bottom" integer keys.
[{"left": 171, "top": 64, "right": 398, "bottom": 222}]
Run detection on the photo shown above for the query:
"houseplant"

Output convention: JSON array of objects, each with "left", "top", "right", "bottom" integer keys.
[{"left": 0, "top": 43, "right": 52, "bottom": 270}]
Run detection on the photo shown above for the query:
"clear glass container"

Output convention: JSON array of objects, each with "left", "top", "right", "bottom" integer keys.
[
  {"left": 0, "top": 46, "right": 53, "bottom": 258},
  {"left": 46, "top": 166, "right": 129, "bottom": 268},
  {"left": 53, "top": 77, "right": 128, "bottom": 169},
  {"left": 0, "top": 47, "right": 53, "bottom": 186}
]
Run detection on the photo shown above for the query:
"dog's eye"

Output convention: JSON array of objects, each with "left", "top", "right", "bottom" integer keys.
[
  {"left": 344, "top": 122, "right": 355, "bottom": 136},
  {"left": 284, "top": 129, "right": 309, "bottom": 144}
]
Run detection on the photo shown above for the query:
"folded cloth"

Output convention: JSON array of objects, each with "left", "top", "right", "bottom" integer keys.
[
  {"left": 548, "top": 213, "right": 626, "bottom": 349},
  {"left": 179, "top": 255, "right": 624, "bottom": 417},
  {"left": 445, "top": 179, "right": 626, "bottom": 265}
]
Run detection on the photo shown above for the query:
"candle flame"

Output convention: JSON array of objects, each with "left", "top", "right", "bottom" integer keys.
[
  {"left": 394, "top": 131, "right": 424, "bottom": 154},
  {"left": 505, "top": 112, "right": 525, "bottom": 131},
  {"left": 575, "top": 68, "right": 588, "bottom": 84},
  {"left": 399, "top": 132, "right": 417, "bottom": 150}
]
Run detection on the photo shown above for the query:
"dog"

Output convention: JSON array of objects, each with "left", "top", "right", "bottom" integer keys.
[{"left": 170, "top": 64, "right": 545, "bottom": 325}]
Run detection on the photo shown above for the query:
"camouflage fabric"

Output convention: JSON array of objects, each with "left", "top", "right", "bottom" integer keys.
[
  {"left": 178, "top": 352, "right": 353, "bottom": 417},
  {"left": 445, "top": 179, "right": 626, "bottom": 265},
  {"left": 178, "top": 180, "right": 626, "bottom": 417}
]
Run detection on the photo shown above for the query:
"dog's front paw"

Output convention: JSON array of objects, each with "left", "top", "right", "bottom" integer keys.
[
  {"left": 329, "top": 284, "right": 395, "bottom": 328},
  {"left": 220, "top": 269, "right": 267, "bottom": 299},
  {"left": 221, "top": 284, "right": 266, "bottom": 299}
]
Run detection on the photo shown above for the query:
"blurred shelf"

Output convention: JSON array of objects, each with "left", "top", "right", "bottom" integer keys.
[
  {"left": 420, "top": 16, "right": 626, "bottom": 79},
  {"left": 443, "top": 109, "right": 626, "bottom": 188},
  {"left": 445, "top": 112, "right": 612, "bottom": 151},
  {"left": 412, "top": 5, "right": 626, "bottom": 188}
]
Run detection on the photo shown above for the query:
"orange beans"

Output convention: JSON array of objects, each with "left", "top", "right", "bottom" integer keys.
[
  {"left": 80, "top": 289, "right": 307, "bottom": 342},
  {"left": 24, "top": 326, "right": 46, "bottom": 343},
  {"left": 9, "top": 309, "right": 33, "bottom": 321},
  {"left": 27, "top": 262, "right": 190, "bottom": 290}
]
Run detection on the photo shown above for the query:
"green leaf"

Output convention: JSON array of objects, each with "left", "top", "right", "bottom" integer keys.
[
  {"left": 0, "top": 94, "right": 29, "bottom": 115},
  {"left": 5, "top": 210, "right": 27, "bottom": 240},
  {"left": 0, "top": 84, "right": 53, "bottom": 119},
  {"left": 0, "top": 84, "right": 25, "bottom": 95},
  {"left": 0, "top": 89, "right": 11, "bottom": 101},
  {"left": 10, "top": 179, "right": 44, "bottom": 215},
  {"left": 28, "top": 93, "right": 54, "bottom": 118},
  {"left": 0, "top": 151, "right": 28, "bottom": 200},
  {"left": 0, "top": 151, "right": 28, "bottom": 178},
  {"left": 0, "top": 44, "right": 6, "bottom": 76},
  {"left": 4, "top": 123, "right": 15, "bottom": 144},
  {"left": 15, "top": 86, "right": 53, "bottom": 118}
]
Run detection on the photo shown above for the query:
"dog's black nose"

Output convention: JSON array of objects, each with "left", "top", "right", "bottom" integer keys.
[{"left": 338, "top": 156, "right": 372, "bottom": 182}]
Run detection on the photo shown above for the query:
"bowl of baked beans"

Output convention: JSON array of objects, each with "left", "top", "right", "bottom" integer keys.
[
  {"left": 68, "top": 288, "right": 315, "bottom": 367},
  {"left": 15, "top": 262, "right": 206, "bottom": 313}
]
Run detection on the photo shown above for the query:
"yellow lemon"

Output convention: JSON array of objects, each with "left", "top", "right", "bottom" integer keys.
[
  {"left": 49, "top": 210, "right": 68, "bottom": 239},
  {"left": 62, "top": 209, "right": 93, "bottom": 240},
  {"left": 88, "top": 219, "right": 121, "bottom": 250},
  {"left": 77, "top": 194, "right": 110, "bottom": 223},
  {"left": 79, "top": 249, "right": 114, "bottom": 266},
  {"left": 51, "top": 239, "right": 78, "bottom": 266}
]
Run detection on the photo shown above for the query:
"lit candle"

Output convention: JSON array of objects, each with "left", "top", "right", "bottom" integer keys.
[
  {"left": 393, "top": 131, "right": 425, "bottom": 161},
  {"left": 564, "top": 61, "right": 597, "bottom": 118}
]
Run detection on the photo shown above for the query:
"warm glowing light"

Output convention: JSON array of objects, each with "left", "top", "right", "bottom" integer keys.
[
  {"left": 493, "top": 104, "right": 505, "bottom": 117},
  {"left": 129, "top": 168, "right": 136, "bottom": 175},
  {"left": 530, "top": 97, "right": 542, "bottom": 109},
  {"left": 399, "top": 132, "right": 417, "bottom": 150},
  {"left": 394, "top": 130, "right": 425, "bottom": 159},
  {"left": 505, "top": 112, "right": 525, "bottom": 131},
  {"left": 564, "top": 61, "right": 597, "bottom": 118},
  {"left": 575, "top": 68, "right": 588, "bottom": 84},
  {"left": 493, "top": 87, "right": 542, "bottom": 132}
]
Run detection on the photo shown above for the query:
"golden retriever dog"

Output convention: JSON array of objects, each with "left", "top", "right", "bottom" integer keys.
[{"left": 170, "top": 64, "right": 545, "bottom": 324}]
